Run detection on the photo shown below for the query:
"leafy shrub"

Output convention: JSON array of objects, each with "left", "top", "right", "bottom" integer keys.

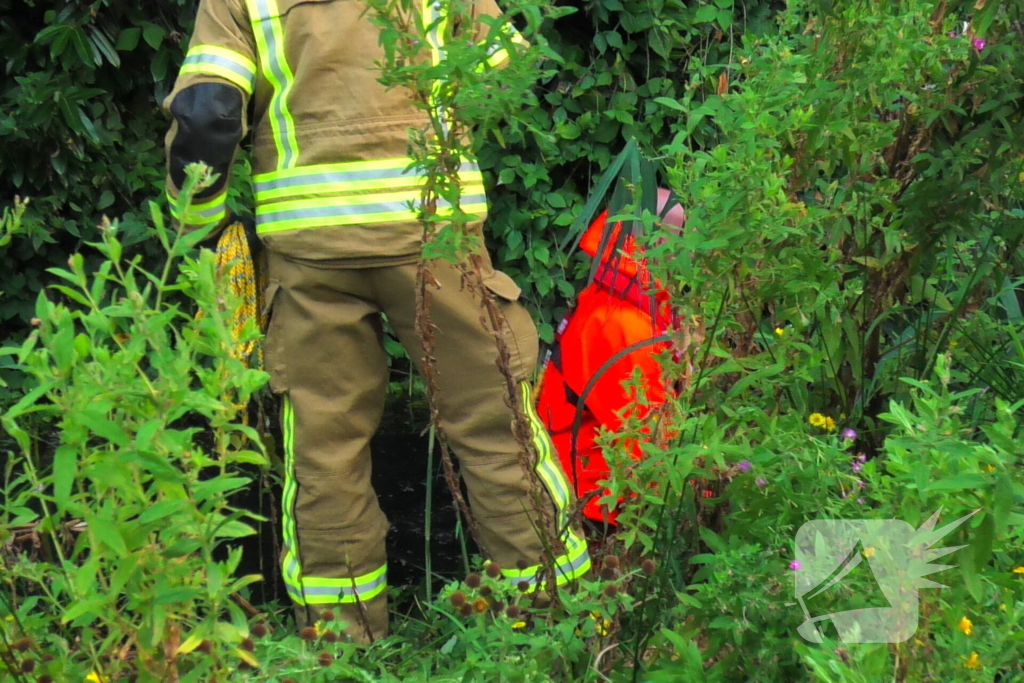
[{"left": 0, "top": 169, "right": 269, "bottom": 682}]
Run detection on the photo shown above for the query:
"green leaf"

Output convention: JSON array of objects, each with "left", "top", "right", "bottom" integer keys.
[
  {"left": 75, "top": 409, "right": 131, "bottom": 447},
  {"left": 155, "top": 588, "right": 201, "bottom": 606},
  {"left": 695, "top": 5, "right": 718, "bottom": 23},
  {"left": 53, "top": 445, "right": 77, "bottom": 512},
  {"left": 116, "top": 27, "right": 141, "bottom": 51},
  {"left": 137, "top": 500, "right": 186, "bottom": 526},
  {"left": 142, "top": 22, "right": 165, "bottom": 50},
  {"left": 97, "top": 190, "right": 115, "bottom": 210},
  {"left": 89, "top": 517, "right": 129, "bottom": 557},
  {"left": 654, "top": 97, "right": 686, "bottom": 112},
  {"left": 924, "top": 474, "right": 987, "bottom": 492}
]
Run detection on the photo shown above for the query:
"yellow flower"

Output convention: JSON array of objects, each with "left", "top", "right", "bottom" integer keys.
[
  {"left": 862, "top": 547, "right": 875, "bottom": 558},
  {"left": 982, "top": 464, "right": 995, "bottom": 473},
  {"left": 949, "top": 340, "right": 959, "bottom": 350},
  {"left": 86, "top": 674, "right": 104, "bottom": 683},
  {"left": 964, "top": 652, "right": 981, "bottom": 669},
  {"left": 774, "top": 327, "right": 785, "bottom": 337},
  {"left": 314, "top": 621, "right": 326, "bottom": 636},
  {"left": 511, "top": 621, "right": 527, "bottom": 630},
  {"left": 589, "top": 610, "right": 612, "bottom": 636},
  {"left": 1013, "top": 566, "right": 1024, "bottom": 574},
  {"left": 958, "top": 616, "right": 973, "bottom": 636},
  {"left": 823, "top": 416, "right": 836, "bottom": 431},
  {"left": 809, "top": 413, "right": 826, "bottom": 427}
]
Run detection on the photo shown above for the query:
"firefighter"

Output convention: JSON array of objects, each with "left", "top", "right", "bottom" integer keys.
[
  {"left": 163, "top": 0, "right": 590, "bottom": 643},
  {"left": 536, "top": 189, "right": 685, "bottom": 524}
]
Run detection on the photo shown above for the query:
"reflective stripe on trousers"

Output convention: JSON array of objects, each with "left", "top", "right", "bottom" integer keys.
[
  {"left": 280, "top": 396, "right": 388, "bottom": 605},
  {"left": 502, "top": 382, "right": 592, "bottom": 587}
]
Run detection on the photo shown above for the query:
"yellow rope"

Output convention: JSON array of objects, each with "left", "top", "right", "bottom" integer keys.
[{"left": 210, "top": 221, "right": 268, "bottom": 369}]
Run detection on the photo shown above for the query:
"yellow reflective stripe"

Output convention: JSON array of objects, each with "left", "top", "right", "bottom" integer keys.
[
  {"left": 301, "top": 564, "right": 388, "bottom": 604},
  {"left": 478, "top": 24, "right": 528, "bottom": 70},
  {"left": 502, "top": 535, "right": 591, "bottom": 586},
  {"left": 254, "top": 158, "right": 484, "bottom": 199},
  {"left": 248, "top": 0, "right": 300, "bottom": 169},
  {"left": 423, "top": 0, "right": 450, "bottom": 132},
  {"left": 255, "top": 189, "right": 487, "bottom": 234},
  {"left": 167, "top": 189, "right": 227, "bottom": 227},
  {"left": 516, "top": 381, "right": 591, "bottom": 584},
  {"left": 281, "top": 396, "right": 306, "bottom": 605},
  {"left": 181, "top": 44, "right": 256, "bottom": 93}
]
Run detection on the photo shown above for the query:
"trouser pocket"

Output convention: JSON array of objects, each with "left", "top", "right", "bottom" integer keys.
[{"left": 480, "top": 268, "right": 539, "bottom": 383}]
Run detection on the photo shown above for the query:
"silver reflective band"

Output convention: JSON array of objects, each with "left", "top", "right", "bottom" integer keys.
[
  {"left": 254, "top": 162, "right": 481, "bottom": 194},
  {"left": 257, "top": 194, "right": 488, "bottom": 224}
]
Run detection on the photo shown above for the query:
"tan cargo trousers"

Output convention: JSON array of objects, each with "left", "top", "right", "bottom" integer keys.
[{"left": 263, "top": 250, "right": 591, "bottom": 643}]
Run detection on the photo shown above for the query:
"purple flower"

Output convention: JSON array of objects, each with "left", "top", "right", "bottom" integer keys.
[
  {"left": 789, "top": 560, "right": 802, "bottom": 571},
  {"left": 972, "top": 36, "right": 986, "bottom": 51},
  {"left": 856, "top": 497, "right": 865, "bottom": 505},
  {"left": 856, "top": 453, "right": 867, "bottom": 463},
  {"left": 840, "top": 490, "right": 848, "bottom": 499},
  {"left": 756, "top": 477, "right": 767, "bottom": 488},
  {"left": 948, "top": 30, "right": 957, "bottom": 38},
  {"left": 857, "top": 480, "right": 867, "bottom": 490},
  {"left": 841, "top": 428, "right": 857, "bottom": 442},
  {"left": 851, "top": 461, "right": 863, "bottom": 474},
  {"left": 738, "top": 460, "right": 752, "bottom": 473}
]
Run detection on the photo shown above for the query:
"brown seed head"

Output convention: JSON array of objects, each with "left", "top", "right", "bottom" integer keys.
[
  {"left": 198, "top": 640, "right": 213, "bottom": 655},
  {"left": 515, "top": 558, "right": 529, "bottom": 570},
  {"left": 20, "top": 660, "right": 36, "bottom": 674},
  {"left": 12, "top": 638, "right": 31, "bottom": 653},
  {"left": 479, "top": 585, "right": 493, "bottom": 598},
  {"left": 38, "top": 676, "right": 54, "bottom": 683},
  {"left": 641, "top": 559, "right": 656, "bottom": 576},
  {"left": 506, "top": 605, "right": 522, "bottom": 619},
  {"left": 251, "top": 623, "right": 268, "bottom": 639},
  {"left": 472, "top": 598, "right": 489, "bottom": 614},
  {"left": 490, "top": 599, "right": 504, "bottom": 614},
  {"left": 320, "top": 610, "right": 335, "bottom": 622},
  {"left": 323, "top": 630, "right": 339, "bottom": 644},
  {"left": 239, "top": 637, "right": 255, "bottom": 652},
  {"left": 603, "top": 556, "right": 620, "bottom": 570},
  {"left": 517, "top": 581, "right": 531, "bottom": 593},
  {"left": 283, "top": 679, "right": 297, "bottom": 683},
  {"left": 449, "top": 591, "right": 466, "bottom": 607},
  {"left": 239, "top": 662, "right": 253, "bottom": 672},
  {"left": 317, "top": 652, "right": 334, "bottom": 667},
  {"left": 465, "top": 573, "right": 482, "bottom": 589},
  {"left": 300, "top": 626, "right": 319, "bottom": 642},
  {"left": 600, "top": 567, "right": 617, "bottom": 582},
  {"left": 458, "top": 603, "right": 473, "bottom": 617},
  {"left": 41, "top": 655, "right": 54, "bottom": 663},
  {"left": 485, "top": 563, "right": 501, "bottom": 579},
  {"left": 603, "top": 584, "right": 619, "bottom": 599}
]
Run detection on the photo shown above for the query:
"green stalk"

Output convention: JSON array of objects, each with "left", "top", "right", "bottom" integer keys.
[{"left": 425, "top": 424, "right": 436, "bottom": 602}]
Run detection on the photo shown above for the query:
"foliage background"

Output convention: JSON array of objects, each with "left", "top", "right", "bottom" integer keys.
[{"left": 2, "top": 0, "right": 1023, "bottom": 681}]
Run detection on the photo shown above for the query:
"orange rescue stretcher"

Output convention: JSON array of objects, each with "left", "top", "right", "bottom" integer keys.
[{"left": 536, "top": 193, "right": 683, "bottom": 524}]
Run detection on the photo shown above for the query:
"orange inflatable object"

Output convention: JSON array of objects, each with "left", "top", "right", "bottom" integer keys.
[{"left": 536, "top": 210, "right": 677, "bottom": 524}]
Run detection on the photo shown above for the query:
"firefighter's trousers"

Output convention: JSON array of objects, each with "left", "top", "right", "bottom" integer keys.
[{"left": 263, "top": 250, "right": 591, "bottom": 643}]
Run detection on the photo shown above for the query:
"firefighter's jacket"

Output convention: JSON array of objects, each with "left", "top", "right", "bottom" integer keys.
[{"left": 164, "top": 0, "right": 523, "bottom": 262}]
